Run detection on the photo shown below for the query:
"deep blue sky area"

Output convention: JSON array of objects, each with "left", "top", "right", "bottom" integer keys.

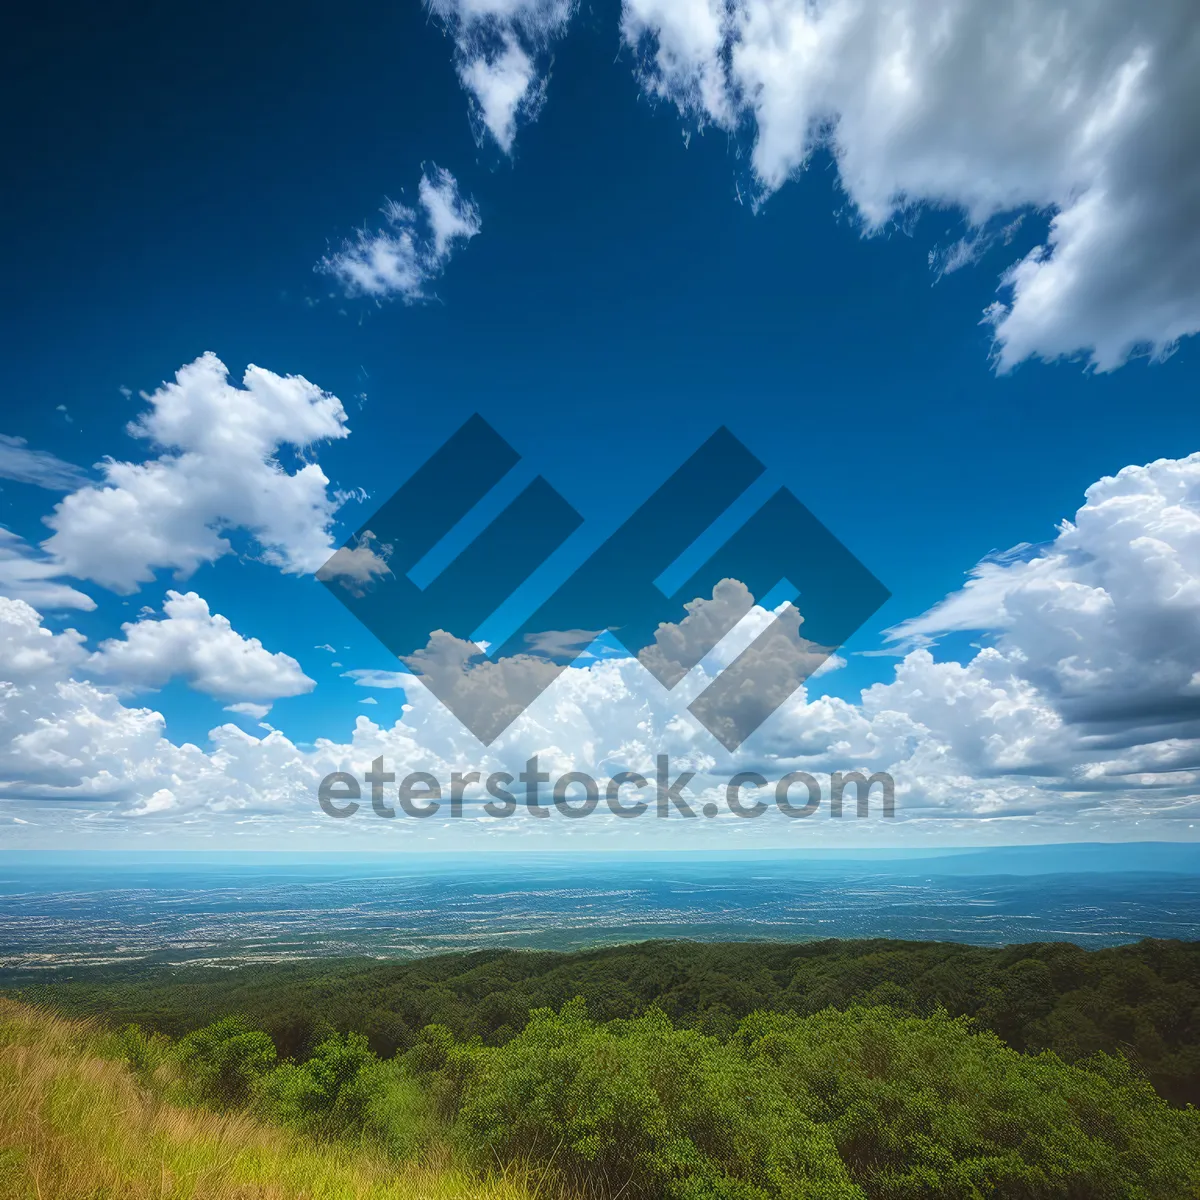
[{"left": 3, "top": 0, "right": 1198, "bottom": 749}]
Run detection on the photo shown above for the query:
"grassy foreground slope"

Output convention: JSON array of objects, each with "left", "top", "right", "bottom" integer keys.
[{"left": 0, "top": 1000, "right": 537, "bottom": 1200}]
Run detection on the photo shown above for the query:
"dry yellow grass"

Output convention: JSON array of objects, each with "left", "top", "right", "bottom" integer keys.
[{"left": 0, "top": 999, "right": 540, "bottom": 1200}]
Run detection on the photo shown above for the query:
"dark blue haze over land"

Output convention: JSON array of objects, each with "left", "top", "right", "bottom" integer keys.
[{"left": 2, "top": 848, "right": 1198, "bottom": 972}]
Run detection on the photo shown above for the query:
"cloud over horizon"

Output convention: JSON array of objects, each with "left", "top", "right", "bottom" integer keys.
[{"left": 2, "top": 450, "right": 1199, "bottom": 846}]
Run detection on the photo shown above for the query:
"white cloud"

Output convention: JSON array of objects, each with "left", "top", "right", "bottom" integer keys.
[
  {"left": 40, "top": 353, "right": 352, "bottom": 593},
  {"left": 638, "top": 577, "right": 756, "bottom": 687},
  {"left": 0, "top": 596, "right": 177, "bottom": 804},
  {"left": 343, "top": 668, "right": 409, "bottom": 689},
  {"left": 397, "top": 627, "right": 567, "bottom": 745},
  {"left": 225, "top": 702, "right": 272, "bottom": 720},
  {"left": 88, "top": 590, "right": 315, "bottom": 703},
  {"left": 0, "top": 528, "right": 95, "bottom": 611},
  {"left": 618, "top": 0, "right": 1200, "bottom": 370},
  {"left": 887, "top": 451, "right": 1200, "bottom": 747},
  {"left": 315, "top": 530, "right": 392, "bottom": 595},
  {"left": 4, "top": 451, "right": 1200, "bottom": 843},
  {"left": 0, "top": 435, "right": 89, "bottom": 490},
  {"left": 459, "top": 34, "right": 537, "bottom": 153},
  {"left": 429, "top": 0, "right": 574, "bottom": 150},
  {"left": 320, "top": 167, "right": 481, "bottom": 300},
  {"left": 421, "top": 168, "right": 484, "bottom": 256},
  {"left": 0, "top": 596, "right": 320, "bottom": 812}
]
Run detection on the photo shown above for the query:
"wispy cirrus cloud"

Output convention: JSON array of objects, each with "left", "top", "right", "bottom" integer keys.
[
  {"left": 343, "top": 668, "right": 409, "bottom": 689},
  {"left": 319, "top": 166, "right": 481, "bottom": 301},
  {"left": 0, "top": 527, "right": 94, "bottom": 611},
  {"left": 428, "top": 0, "right": 575, "bottom": 152},
  {"left": 0, "top": 435, "right": 88, "bottom": 490}
]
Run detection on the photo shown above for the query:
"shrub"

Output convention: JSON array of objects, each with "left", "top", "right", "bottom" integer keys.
[
  {"left": 449, "top": 998, "right": 862, "bottom": 1200},
  {"left": 174, "top": 1014, "right": 277, "bottom": 1106},
  {"left": 257, "top": 1030, "right": 377, "bottom": 1131},
  {"left": 734, "top": 1005, "right": 1200, "bottom": 1200},
  {"left": 356, "top": 1058, "right": 446, "bottom": 1160},
  {"left": 106, "top": 1021, "right": 171, "bottom": 1079}
]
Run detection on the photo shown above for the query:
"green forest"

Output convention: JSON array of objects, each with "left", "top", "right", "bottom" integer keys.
[{"left": 5, "top": 937, "right": 1200, "bottom": 1199}]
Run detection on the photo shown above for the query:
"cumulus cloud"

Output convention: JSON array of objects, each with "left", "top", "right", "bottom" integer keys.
[
  {"left": 89, "top": 590, "right": 315, "bottom": 703},
  {"left": 0, "top": 435, "right": 89, "bottom": 490},
  {"left": 887, "top": 452, "right": 1200, "bottom": 746},
  {"left": 638, "top": 577, "right": 756, "bottom": 688},
  {"left": 0, "top": 528, "right": 95, "bottom": 611},
  {"left": 617, "top": 0, "right": 1200, "bottom": 370},
  {"left": 429, "top": 0, "right": 574, "bottom": 150},
  {"left": 0, "top": 628, "right": 312, "bottom": 818},
  {"left": 40, "top": 353, "right": 352, "bottom": 593},
  {"left": 397, "top": 627, "right": 569, "bottom": 745},
  {"left": 689, "top": 602, "right": 840, "bottom": 752},
  {"left": 320, "top": 167, "right": 481, "bottom": 300},
  {"left": 315, "top": 530, "right": 392, "bottom": 595},
  {"left": 4, "top": 451, "right": 1200, "bottom": 842},
  {"left": 0, "top": 597, "right": 177, "bottom": 805},
  {"left": 0, "top": 596, "right": 322, "bottom": 813}
]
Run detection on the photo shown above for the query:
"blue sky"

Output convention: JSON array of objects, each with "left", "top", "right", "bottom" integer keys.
[{"left": 2, "top": 0, "right": 1199, "bottom": 849}]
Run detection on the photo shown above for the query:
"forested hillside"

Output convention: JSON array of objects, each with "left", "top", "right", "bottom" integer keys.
[
  {"left": 4, "top": 988, "right": 1199, "bottom": 1199},
  {"left": 11, "top": 936, "right": 1200, "bottom": 1106}
]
